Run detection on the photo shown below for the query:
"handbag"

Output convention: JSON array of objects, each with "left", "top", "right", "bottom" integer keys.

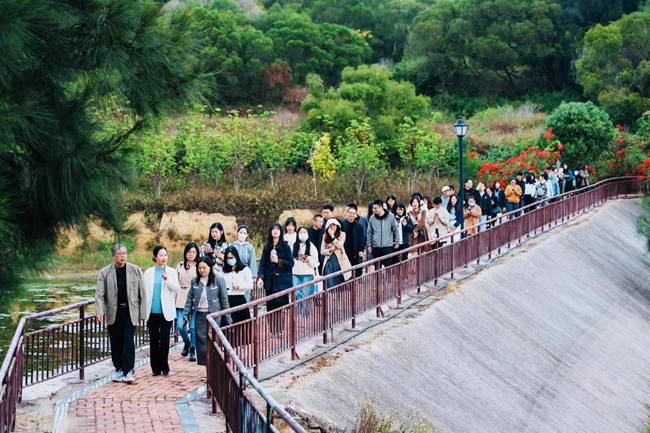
[{"left": 418, "top": 228, "right": 425, "bottom": 239}]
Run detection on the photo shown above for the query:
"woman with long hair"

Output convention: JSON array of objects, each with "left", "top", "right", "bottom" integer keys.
[
  {"left": 394, "top": 202, "right": 414, "bottom": 261},
  {"left": 175, "top": 242, "right": 199, "bottom": 362},
  {"left": 523, "top": 173, "right": 537, "bottom": 213},
  {"left": 408, "top": 196, "right": 429, "bottom": 254},
  {"left": 321, "top": 219, "right": 352, "bottom": 289},
  {"left": 183, "top": 256, "right": 231, "bottom": 366},
  {"left": 144, "top": 246, "right": 180, "bottom": 376},
  {"left": 257, "top": 223, "right": 295, "bottom": 336},
  {"left": 284, "top": 217, "right": 297, "bottom": 246},
  {"left": 231, "top": 224, "right": 257, "bottom": 301},
  {"left": 385, "top": 194, "right": 397, "bottom": 214},
  {"left": 200, "top": 222, "right": 229, "bottom": 274},
  {"left": 446, "top": 194, "right": 461, "bottom": 242},
  {"left": 292, "top": 226, "right": 319, "bottom": 299},
  {"left": 222, "top": 246, "right": 253, "bottom": 325}
]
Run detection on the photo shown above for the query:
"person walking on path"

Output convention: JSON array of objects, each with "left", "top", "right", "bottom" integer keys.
[
  {"left": 96, "top": 244, "right": 146, "bottom": 384},
  {"left": 183, "top": 256, "right": 232, "bottom": 366},
  {"left": 505, "top": 178, "right": 523, "bottom": 217},
  {"left": 200, "top": 222, "right": 229, "bottom": 275},
  {"left": 144, "top": 246, "right": 180, "bottom": 377},
  {"left": 231, "top": 224, "right": 257, "bottom": 302},
  {"left": 321, "top": 219, "right": 353, "bottom": 288},
  {"left": 308, "top": 214, "right": 325, "bottom": 275},
  {"left": 394, "top": 203, "right": 413, "bottom": 262},
  {"left": 409, "top": 196, "right": 429, "bottom": 255},
  {"left": 367, "top": 199, "right": 399, "bottom": 268},
  {"left": 427, "top": 196, "right": 450, "bottom": 248},
  {"left": 476, "top": 182, "right": 492, "bottom": 232},
  {"left": 341, "top": 204, "right": 366, "bottom": 277},
  {"left": 175, "top": 242, "right": 199, "bottom": 362},
  {"left": 257, "top": 223, "right": 295, "bottom": 336}
]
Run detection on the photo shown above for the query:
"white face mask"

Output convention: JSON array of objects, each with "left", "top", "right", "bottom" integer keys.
[
  {"left": 299, "top": 233, "right": 309, "bottom": 242},
  {"left": 238, "top": 233, "right": 247, "bottom": 242}
]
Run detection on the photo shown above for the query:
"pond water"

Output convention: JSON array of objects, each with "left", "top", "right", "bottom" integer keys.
[{"left": 0, "top": 275, "right": 96, "bottom": 356}]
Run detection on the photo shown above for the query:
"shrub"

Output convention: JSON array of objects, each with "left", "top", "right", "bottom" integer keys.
[{"left": 540, "top": 102, "right": 615, "bottom": 167}]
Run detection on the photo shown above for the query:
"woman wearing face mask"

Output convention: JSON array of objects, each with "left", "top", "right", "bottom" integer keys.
[
  {"left": 284, "top": 217, "right": 297, "bottom": 246},
  {"left": 394, "top": 203, "right": 414, "bottom": 262},
  {"left": 321, "top": 219, "right": 352, "bottom": 289},
  {"left": 231, "top": 225, "right": 257, "bottom": 301},
  {"left": 175, "top": 242, "right": 199, "bottom": 362},
  {"left": 200, "top": 222, "right": 229, "bottom": 274},
  {"left": 144, "top": 246, "right": 180, "bottom": 376},
  {"left": 292, "top": 226, "right": 320, "bottom": 309},
  {"left": 222, "top": 247, "right": 253, "bottom": 326},
  {"left": 183, "top": 256, "right": 231, "bottom": 366},
  {"left": 257, "top": 223, "right": 295, "bottom": 336},
  {"left": 463, "top": 196, "right": 482, "bottom": 236}
]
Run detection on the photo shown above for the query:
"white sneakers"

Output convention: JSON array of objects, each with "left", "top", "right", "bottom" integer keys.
[{"left": 113, "top": 370, "right": 136, "bottom": 384}]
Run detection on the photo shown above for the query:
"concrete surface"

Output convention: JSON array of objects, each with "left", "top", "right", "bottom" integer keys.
[{"left": 270, "top": 199, "right": 650, "bottom": 432}]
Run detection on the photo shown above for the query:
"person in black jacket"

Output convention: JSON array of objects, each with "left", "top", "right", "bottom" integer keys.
[
  {"left": 341, "top": 204, "right": 366, "bottom": 277},
  {"left": 307, "top": 214, "right": 325, "bottom": 274},
  {"left": 463, "top": 179, "right": 480, "bottom": 205},
  {"left": 490, "top": 180, "right": 507, "bottom": 225},
  {"left": 476, "top": 182, "right": 492, "bottom": 232},
  {"left": 394, "top": 203, "right": 414, "bottom": 262},
  {"left": 256, "top": 223, "right": 295, "bottom": 336}
]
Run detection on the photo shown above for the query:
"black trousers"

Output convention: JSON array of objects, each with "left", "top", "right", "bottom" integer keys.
[
  {"left": 147, "top": 313, "right": 172, "bottom": 374},
  {"left": 108, "top": 307, "right": 136, "bottom": 375},
  {"left": 372, "top": 246, "right": 394, "bottom": 268},
  {"left": 349, "top": 255, "right": 363, "bottom": 277},
  {"left": 265, "top": 291, "right": 289, "bottom": 333}
]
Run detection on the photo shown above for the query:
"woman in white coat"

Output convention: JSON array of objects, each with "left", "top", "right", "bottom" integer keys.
[{"left": 144, "top": 246, "right": 180, "bottom": 376}]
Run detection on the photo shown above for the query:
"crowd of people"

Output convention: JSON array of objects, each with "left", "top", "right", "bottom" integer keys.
[{"left": 95, "top": 164, "right": 592, "bottom": 383}]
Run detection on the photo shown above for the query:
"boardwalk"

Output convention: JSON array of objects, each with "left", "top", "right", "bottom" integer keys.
[{"left": 64, "top": 351, "right": 205, "bottom": 432}]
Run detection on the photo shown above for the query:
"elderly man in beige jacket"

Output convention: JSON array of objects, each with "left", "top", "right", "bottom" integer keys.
[{"left": 96, "top": 244, "right": 146, "bottom": 384}]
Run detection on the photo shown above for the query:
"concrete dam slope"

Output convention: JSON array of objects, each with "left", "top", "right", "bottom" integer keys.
[{"left": 278, "top": 199, "right": 650, "bottom": 432}]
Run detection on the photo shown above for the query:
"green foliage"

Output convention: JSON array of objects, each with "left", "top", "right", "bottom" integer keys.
[
  {"left": 394, "top": 117, "right": 450, "bottom": 189},
  {"left": 353, "top": 401, "right": 438, "bottom": 433},
  {"left": 576, "top": 11, "right": 650, "bottom": 126},
  {"left": 338, "top": 118, "right": 385, "bottom": 199},
  {"left": 541, "top": 102, "right": 615, "bottom": 166},
  {"left": 398, "top": 0, "right": 566, "bottom": 98},
  {"left": 0, "top": 0, "right": 205, "bottom": 279},
  {"left": 637, "top": 112, "right": 650, "bottom": 139},
  {"left": 302, "top": 65, "right": 430, "bottom": 155}
]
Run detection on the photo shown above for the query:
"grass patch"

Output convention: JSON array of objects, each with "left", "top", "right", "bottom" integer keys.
[
  {"left": 53, "top": 244, "right": 185, "bottom": 273},
  {"left": 353, "top": 401, "right": 439, "bottom": 433}
]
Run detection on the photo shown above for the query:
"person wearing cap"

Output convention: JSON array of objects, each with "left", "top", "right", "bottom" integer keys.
[
  {"left": 144, "top": 246, "right": 180, "bottom": 377},
  {"left": 366, "top": 199, "right": 399, "bottom": 268},
  {"left": 321, "top": 218, "right": 353, "bottom": 288},
  {"left": 440, "top": 185, "right": 452, "bottom": 208}
]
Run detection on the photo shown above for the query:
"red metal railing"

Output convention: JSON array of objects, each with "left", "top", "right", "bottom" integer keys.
[
  {"left": 0, "top": 177, "right": 637, "bottom": 433},
  {"left": 206, "top": 315, "right": 307, "bottom": 433},
  {"left": 207, "top": 177, "right": 636, "bottom": 396}
]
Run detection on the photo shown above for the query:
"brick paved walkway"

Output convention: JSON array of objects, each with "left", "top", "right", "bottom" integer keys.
[{"left": 64, "top": 350, "right": 205, "bottom": 432}]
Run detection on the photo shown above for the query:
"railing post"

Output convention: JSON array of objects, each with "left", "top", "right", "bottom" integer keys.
[
  {"left": 253, "top": 305, "right": 259, "bottom": 379},
  {"left": 397, "top": 256, "right": 403, "bottom": 307},
  {"left": 322, "top": 279, "right": 328, "bottom": 344},
  {"left": 351, "top": 276, "right": 357, "bottom": 329},
  {"left": 266, "top": 402, "right": 274, "bottom": 433},
  {"left": 290, "top": 291, "right": 298, "bottom": 361},
  {"left": 79, "top": 305, "right": 85, "bottom": 381},
  {"left": 450, "top": 234, "right": 455, "bottom": 279}
]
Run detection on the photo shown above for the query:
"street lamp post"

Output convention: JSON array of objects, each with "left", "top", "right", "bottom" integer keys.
[{"left": 454, "top": 117, "right": 468, "bottom": 230}]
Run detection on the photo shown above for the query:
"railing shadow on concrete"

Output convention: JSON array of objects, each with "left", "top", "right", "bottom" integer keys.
[{"left": 205, "top": 177, "right": 638, "bottom": 432}]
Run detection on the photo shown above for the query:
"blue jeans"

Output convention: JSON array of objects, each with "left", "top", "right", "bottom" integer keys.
[
  {"left": 176, "top": 308, "right": 196, "bottom": 348},
  {"left": 478, "top": 215, "right": 488, "bottom": 232},
  {"left": 507, "top": 202, "right": 520, "bottom": 218},
  {"left": 293, "top": 274, "right": 316, "bottom": 314}
]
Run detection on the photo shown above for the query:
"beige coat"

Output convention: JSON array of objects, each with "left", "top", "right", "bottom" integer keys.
[
  {"left": 95, "top": 263, "right": 146, "bottom": 326},
  {"left": 175, "top": 261, "right": 197, "bottom": 309},
  {"left": 321, "top": 232, "right": 352, "bottom": 281},
  {"left": 464, "top": 205, "right": 482, "bottom": 235}
]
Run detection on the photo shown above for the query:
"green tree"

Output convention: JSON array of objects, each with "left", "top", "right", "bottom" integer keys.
[
  {"left": 541, "top": 102, "right": 615, "bottom": 166},
  {"left": 0, "top": 0, "right": 204, "bottom": 279},
  {"left": 338, "top": 118, "right": 385, "bottom": 199},
  {"left": 308, "top": 133, "right": 338, "bottom": 196},
  {"left": 575, "top": 11, "right": 650, "bottom": 126},
  {"left": 397, "top": 0, "right": 565, "bottom": 98},
  {"left": 302, "top": 65, "right": 430, "bottom": 156}
]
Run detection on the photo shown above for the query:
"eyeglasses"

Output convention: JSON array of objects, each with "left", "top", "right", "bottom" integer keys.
[{"left": 114, "top": 252, "right": 128, "bottom": 256}]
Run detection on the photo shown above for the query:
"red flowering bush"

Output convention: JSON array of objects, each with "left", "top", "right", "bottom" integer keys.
[{"left": 477, "top": 147, "right": 561, "bottom": 184}]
